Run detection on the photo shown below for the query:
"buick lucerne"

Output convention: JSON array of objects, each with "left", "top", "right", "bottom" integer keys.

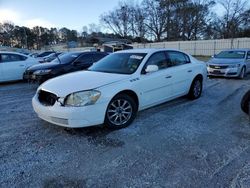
[{"left": 32, "top": 49, "right": 207, "bottom": 129}]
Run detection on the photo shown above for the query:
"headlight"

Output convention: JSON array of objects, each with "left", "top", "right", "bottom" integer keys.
[
  {"left": 64, "top": 90, "right": 101, "bottom": 107},
  {"left": 33, "top": 69, "right": 52, "bottom": 75},
  {"left": 228, "top": 64, "right": 240, "bottom": 68}
]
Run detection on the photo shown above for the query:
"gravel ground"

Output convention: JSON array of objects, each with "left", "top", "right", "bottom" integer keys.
[{"left": 0, "top": 76, "right": 250, "bottom": 188}]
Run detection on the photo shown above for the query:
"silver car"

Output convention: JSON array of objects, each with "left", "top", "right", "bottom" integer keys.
[{"left": 207, "top": 49, "right": 250, "bottom": 79}]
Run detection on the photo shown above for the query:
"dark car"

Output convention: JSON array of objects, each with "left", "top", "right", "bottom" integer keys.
[
  {"left": 23, "top": 51, "right": 108, "bottom": 84},
  {"left": 241, "top": 90, "right": 250, "bottom": 115},
  {"left": 43, "top": 52, "right": 63, "bottom": 62}
]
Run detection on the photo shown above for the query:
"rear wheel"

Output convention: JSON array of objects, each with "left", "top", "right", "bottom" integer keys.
[
  {"left": 104, "top": 94, "right": 137, "bottom": 129},
  {"left": 241, "top": 90, "right": 250, "bottom": 114},
  {"left": 239, "top": 67, "right": 246, "bottom": 79},
  {"left": 188, "top": 77, "right": 203, "bottom": 100}
]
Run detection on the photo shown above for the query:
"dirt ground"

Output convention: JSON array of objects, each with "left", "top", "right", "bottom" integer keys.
[{"left": 0, "top": 76, "right": 250, "bottom": 187}]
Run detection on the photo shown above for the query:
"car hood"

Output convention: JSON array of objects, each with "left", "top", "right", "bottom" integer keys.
[
  {"left": 38, "top": 71, "right": 130, "bottom": 97},
  {"left": 208, "top": 58, "right": 244, "bottom": 65},
  {"left": 27, "top": 62, "right": 59, "bottom": 71}
]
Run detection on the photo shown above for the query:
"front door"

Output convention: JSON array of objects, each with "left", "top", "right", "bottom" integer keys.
[{"left": 136, "top": 52, "right": 173, "bottom": 108}]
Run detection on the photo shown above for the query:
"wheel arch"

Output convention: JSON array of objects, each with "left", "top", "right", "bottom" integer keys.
[{"left": 112, "top": 90, "right": 139, "bottom": 110}]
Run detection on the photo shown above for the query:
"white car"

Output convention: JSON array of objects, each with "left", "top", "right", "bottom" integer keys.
[
  {"left": 0, "top": 51, "right": 39, "bottom": 83},
  {"left": 32, "top": 49, "right": 207, "bottom": 129}
]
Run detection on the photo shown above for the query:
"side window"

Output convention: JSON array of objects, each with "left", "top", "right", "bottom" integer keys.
[
  {"left": 1, "top": 54, "right": 12, "bottom": 63},
  {"left": 93, "top": 53, "right": 107, "bottom": 62},
  {"left": 247, "top": 52, "right": 250, "bottom": 59},
  {"left": 145, "top": 52, "right": 168, "bottom": 70},
  {"left": 1, "top": 54, "right": 26, "bottom": 63},
  {"left": 166, "top": 51, "right": 190, "bottom": 67},
  {"left": 76, "top": 54, "right": 94, "bottom": 64}
]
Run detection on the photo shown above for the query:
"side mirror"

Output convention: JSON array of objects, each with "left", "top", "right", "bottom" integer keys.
[{"left": 145, "top": 65, "right": 159, "bottom": 73}]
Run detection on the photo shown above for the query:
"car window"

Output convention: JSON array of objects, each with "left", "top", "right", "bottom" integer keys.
[
  {"left": 145, "top": 52, "right": 168, "bottom": 70},
  {"left": 247, "top": 51, "right": 250, "bottom": 59},
  {"left": 93, "top": 53, "right": 107, "bottom": 62},
  {"left": 76, "top": 54, "right": 94, "bottom": 64},
  {"left": 0, "top": 54, "right": 26, "bottom": 63},
  {"left": 166, "top": 51, "right": 190, "bottom": 67}
]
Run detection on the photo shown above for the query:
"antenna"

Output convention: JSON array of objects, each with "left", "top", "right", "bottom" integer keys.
[{"left": 50, "top": 45, "right": 62, "bottom": 64}]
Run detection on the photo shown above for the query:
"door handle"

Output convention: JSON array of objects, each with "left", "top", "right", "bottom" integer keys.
[
  {"left": 19, "top": 65, "right": 25, "bottom": 67},
  {"left": 165, "top": 75, "right": 172, "bottom": 79},
  {"left": 188, "top": 70, "right": 192, "bottom": 72}
]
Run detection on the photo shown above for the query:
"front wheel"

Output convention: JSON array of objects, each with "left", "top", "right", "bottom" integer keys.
[
  {"left": 104, "top": 94, "right": 137, "bottom": 129},
  {"left": 239, "top": 67, "right": 246, "bottom": 79},
  {"left": 188, "top": 78, "right": 203, "bottom": 100},
  {"left": 241, "top": 90, "right": 250, "bottom": 115}
]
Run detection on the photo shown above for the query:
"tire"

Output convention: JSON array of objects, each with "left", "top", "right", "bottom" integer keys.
[
  {"left": 239, "top": 67, "right": 246, "bottom": 79},
  {"left": 104, "top": 94, "right": 137, "bottom": 129},
  {"left": 241, "top": 90, "right": 250, "bottom": 114},
  {"left": 188, "top": 77, "right": 203, "bottom": 100}
]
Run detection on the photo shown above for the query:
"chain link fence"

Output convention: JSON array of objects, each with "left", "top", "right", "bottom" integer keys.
[{"left": 132, "top": 38, "right": 250, "bottom": 56}]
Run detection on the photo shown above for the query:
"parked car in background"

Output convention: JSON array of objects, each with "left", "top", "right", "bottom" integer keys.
[
  {"left": 32, "top": 49, "right": 207, "bottom": 129},
  {"left": 23, "top": 51, "right": 108, "bottom": 84},
  {"left": 207, "top": 49, "right": 250, "bottom": 79},
  {"left": 29, "top": 52, "right": 39, "bottom": 58},
  {"left": 0, "top": 51, "right": 39, "bottom": 83},
  {"left": 43, "top": 52, "right": 63, "bottom": 62},
  {"left": 241, "top": 90, "right": 250, "bottom": 115},
  {"left": 36, "top": 51, "right": 55, "bottom": 63}
]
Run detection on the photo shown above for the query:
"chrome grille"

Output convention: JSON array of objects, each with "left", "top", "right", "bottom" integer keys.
[{"left": 209, "top": 65, "right": 228, "bottom": 69}]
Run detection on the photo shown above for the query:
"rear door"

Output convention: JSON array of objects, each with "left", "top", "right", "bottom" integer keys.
[
  {"left": 165, "top": 51, "right": 194, "bottom": 96},
  {"left": 1, "top": 53, "right": 27, "bottom": 81}
]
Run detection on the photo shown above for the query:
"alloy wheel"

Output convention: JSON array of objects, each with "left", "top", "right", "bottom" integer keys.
[{"left": 107, "top": 99, "right": 133, "bottom": 126}]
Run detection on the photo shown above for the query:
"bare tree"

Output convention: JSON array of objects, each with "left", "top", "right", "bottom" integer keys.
[
  {"left": 217, "top": 0, "right": 248, "bottom": 38},
  {"left": 100, "top": 2, "right": 133, "bottom": 37},
  {"left": 142, "top": 0, "right": 168, "bottom": 41}
]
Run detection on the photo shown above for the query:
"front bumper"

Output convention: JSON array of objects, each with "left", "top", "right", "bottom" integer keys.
[
  {"left": 32, "top": 95, "right": 108, "bottom": 128},
  {"left": 23, "top": 71, "right": 51, "bottom": 83},
  {"left": 207, "top": 67, "right": 240, "bottom": 77}
]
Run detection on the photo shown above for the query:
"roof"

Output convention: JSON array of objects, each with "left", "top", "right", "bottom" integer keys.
[
  {"left": 115, "top": 48, "right": 185, "bottom": 54},
  {"left": 0, "top": 51, "right": 28, "bottom": 56}
]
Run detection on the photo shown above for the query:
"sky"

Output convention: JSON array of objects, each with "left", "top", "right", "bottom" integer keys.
[{"left": 0, "top": 0, "right": 132, "bottom": 31}]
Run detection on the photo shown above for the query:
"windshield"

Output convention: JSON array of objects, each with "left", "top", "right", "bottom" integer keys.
[
  {"left": 89, "top": 53, "right": 147, "bottom": 74},
  {"left": 51, "top": 53, "right": 80, "bottom": 64},
  {"left": 216, "top": 51, "right": 246, "bottom": 59}
]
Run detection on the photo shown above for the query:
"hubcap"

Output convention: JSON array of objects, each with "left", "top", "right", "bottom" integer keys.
[
  {"left": 107, "top": 99, "right": 132, "bottom": 126},
  {"left": 193, "top": 80, "right": 201, "bottom": 97}
]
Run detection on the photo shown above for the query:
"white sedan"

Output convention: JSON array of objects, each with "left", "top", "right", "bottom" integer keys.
[
  {"left": 32, "top": 49, "right": 207, "bottom": 129},
  {"left": 0, "top": 51, "right": 39, "bottom": 82}
]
